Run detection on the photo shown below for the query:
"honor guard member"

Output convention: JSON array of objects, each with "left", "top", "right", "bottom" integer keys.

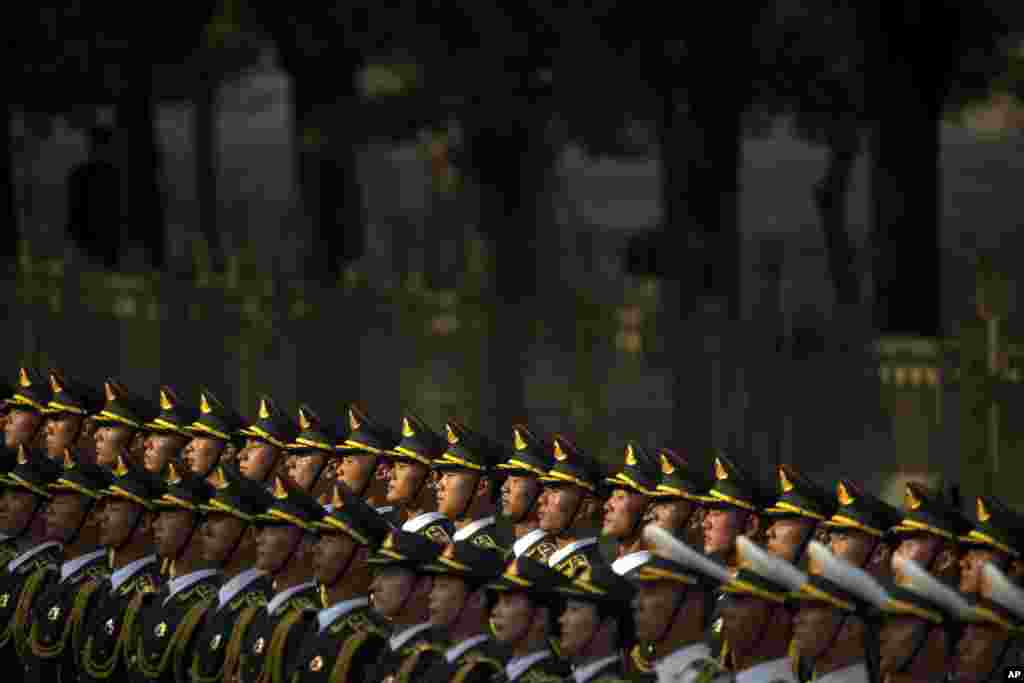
[
  {"left": 889, "top": 482, "right": 970, "bottom": 586},
  {"left": 23, "top": 453, "right": 112, "bottom": 683},
  {"left": 951, "top": 562, "right": 1024, "bottom": 682},
  {"left": 433, "top": 419, "right": 513, "bottom": 551},
  {"left": 235, "top": 476, "right": 323, "bottom": 683},
  {"left": 41, "top": 370, "right": 105, "bottom": 461},
  {"left": 364, "top": 529, "right": 446, "bottom": 683},
  {"left": 554, "top": 562, "right": 637, "bottom": 683},
  {"left": 0, "top": 447, "right": 64, "bottom": 671},
  {"left": 647, "top": 448, "right": 714, "bottom": 550},
  {"left": 498, "top": 425, "right": 557, "bottom": 562},
  {"left": 389, "top": 413, "right": 455, "bottom": 543},
  {"left": 336, "top": 404, "right": 402, "bottom": 524},
  {"left": 237, "top": 395, "right": 299, "bottom": 484},
  {"left": 702, "top": 453, "right": 770, "bottom": 570},
  {"left": 0, "top": 447, "right": 21, "bottom": 566},
  {"left": 140, "top": 386, "right": 197, "bottom": 477},
  {"left": 485, "top": 555, "right": 573, "bottom": 683},
  {"left": 616, "top": 526, "right": 736, "bottom": 683},
  {"left": 0, "top": 381, "right": 12, "bottom": 434},
  {"left": 92, "top": 379, "right": 159, "bottom": 469},
  {"left": 188, "top": 464, "right": 275, "bottom": 683},
  {"left": 718, "top": 537, "right": 807, "bottom": 682},
  {"left": 286, "top": 482, "right": 393, "bottom": 683},
  {"left": 284, "top": 404, "right": 344, "bottom": 500},
  {"left": 77, "top": 455, "right": 164, "bottom": 683},
  {"left": 181, "top": 388, "right": 246, "bottom": 482},
  {"left": 133, "top": 467, "right": 223, "bottom": 683},
  {"left": 538, "top": 434, "right": 607, "bottom": 579},
  {"left": 820, "top": 480, "right": 902, "bottom": 583},
  {"left": 958, "top": 495, "right": 1024, "bottom": 596},
  {"left": 413, "top": 541, "right": 507, "bottom": 683},
  {"left": 4, "top": 366, "right": 52, "bottom": 450},
  {"left": 603, "top": 443, "right": 661, "bottom": 559},
  {"left": 761, "top": 464, "right": 835, "bottom": 566}
]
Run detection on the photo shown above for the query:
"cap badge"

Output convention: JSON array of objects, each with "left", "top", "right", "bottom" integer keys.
[
  {"left": 513, "top": 428, "right": 528, "bottom": 452},
  {"left": 714, "top": 458, "right": 729, "bottom": 481},
  {"left": 18, "top": 367, "right": 31, "bottom": 388},
  {"left": 155, "top": 622, "right": 168, "bottom": 638},
  {"left": 200, "top": 392, "right": 213, "bottom": 415},
  {"left": 309, "top": 656, "right": 324, "bottom": 672},
  {"left": 977, "top": 497, "right": 991, "bottom": 523},
  {"left": 298, "top": 407, "right": 314, "bottom": 431},
  {"left": 104, "top": 381, "right": 118, "bottom": 403},
  {"left": 104, "top": 618, "right": 115, "bottom": 634},
  {"left": 779, "top": 467, "right": 794, "bottom": 493},
  {"left": 660, "top": 454, "right": 675, "bottom": 475},
  {"left": 17, "top": 445, "right": 28, "bottom": 465},
  {"left": 348, "top": 409, "right": 361, "bottom": 431},
  {"left": 446, "top": 424, "right": 459, "bottom": 445},
  {"left": 625, "top": 444, "right": 637, "bottom": 466},
  {"left": 402, "top": 417, "right": 415, "bottom": 438},
  {"left": 49, "top": 373, "right": 64, "bottom": 394},
  {"left": 836, "top": 481, "right": 855, "bottom": 506},
  {"left": 258, "top": 398, "right": 271, "bottom": 420},
  {"left": 904, "top": 485, "right": 923, "bottom": 511},
  {"left": 253, "top": 637, "right": 265, "bottom": 654},
  {"left": 209, "top": 634, "right": 222, "bottom": 651},
  {"left": 159, "top": 388, "right": 174, "bottom": 411},
  {"left": 48, "top": 606, "right": 61, "bottom": 621},
  {"left": 553, "top": 440, "right": 567, "bottom": 462}
]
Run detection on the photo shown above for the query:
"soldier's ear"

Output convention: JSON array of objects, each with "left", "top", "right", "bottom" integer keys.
[
  {"left": 475, "top": 477, "right": 491, "bottom": 500},
  {"left": 868, "top": 542, "right": 893, "bottom": 575},
  {"left": 743, "top": 513, "right": 762, "bottom": 539},
  {"left": 934, "top": 545, "right": 961, "bottom": 584}
]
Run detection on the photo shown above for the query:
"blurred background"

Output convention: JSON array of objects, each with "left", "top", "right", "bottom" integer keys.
[{"left": 5, "top": 1, "right": 1024, "bottom": 505}]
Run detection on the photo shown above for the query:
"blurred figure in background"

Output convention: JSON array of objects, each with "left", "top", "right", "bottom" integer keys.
[{"left": 65, "top": 126, "right": 122, "bottom": 269}]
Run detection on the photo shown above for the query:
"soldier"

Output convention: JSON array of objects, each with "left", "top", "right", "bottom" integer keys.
[
  {"left": 363, "top": 529, "right": 446, "bottom": 683},
  {"left": 188, "top": 464, "right": 275, "bottom": 683},
  {"left": 889, "top": 482, "right": 970, "bottom": 585},
  {"left": 284, "top": 482, "right": 393, "bottom": 683},
  {"left": 413, "top": 541, "right": 507, "bottom": 683},
  {"left": 537, "top": 434, "right": 606, "bottom": 579},
  {"left": 389, "top": 413, "right": 454, "bottom": 543},
  {"left": 0, "top": 446, "right": 64, "bottom": 672},
  {"left": 957, "top": 495, "right": 1024, "bottom": 596},
  {"left": 646, "top": 448, "right": 713, "bottom": 550},
  {"left": 702, "top": 453, "right": 770, "bottom": 570},
  {"left": 181, "top": 388, "right": 246, "bottom": 482},
  {"left": 133, "top": 467, "right": 223, "bottom": 683},
  {"left": 140, "top": 385, "right": 197, "bottom": 477},
  {"left": 820, "top": 479, "right": 902, "bottom": 583},
  {"left": 77, "top": 455, "right": 165, "bottom": 683},
  {"left": 284, "top": 404, "right": 343, "bottom": 499},
  {"left": 617, "top": 526, "right": 735, "bottom": 683},
  {"left": 235, "top": 476, "right": 323, "bottom": 683},
  {"left": 336, "top": 404, "right": 401, "bottom": 523},
  {"left": 496, "top": 425, "right": 556, "bottom": 562},
  {"left": 3, "top": 367, "right": 52, "bottom": 450},
  {"left": 236, "top": 395, "right": 299, "bottom": 484},
  {"left": 41, "top": 369, "right": 104, "bottom": 461},
  {"left": 761, "top": 464, "right": 835, "bottom": 566},
  {"left": 22, "top": 452, "right": 112, "bottom": 683},
  {"left": 484, "top": 555, "right": 573, "bottom": 682},
  {"left": 951, "top": 562, "right": 1024, "bottom": 682},
  {"left": 555, "top": 562, "right": 637, "bottom": 683},
  {"left": 717, "top": 537, "right": 806, "bottom": 682},
  {"left": 603, "top": 443, "right": 661, "bottom": 559},
  {"left": 433, "top": 419, "right": 513, "bottom": 550},
  {"left": 92, "top": 379, "right": 159, "bottom": 468},
  {"left": 0, "top": 381, "right": 12, "bottom": 435}
]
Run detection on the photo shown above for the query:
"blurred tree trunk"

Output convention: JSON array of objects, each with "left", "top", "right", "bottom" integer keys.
[
  {"left": 814, "top": 119, "right": 861, "bottom": 307},
  {"left": 195, "top": 70, "right": 225, "bottom": 272},
  {"left": 0, "top": 105, "right": 16, "bottom": 270}
]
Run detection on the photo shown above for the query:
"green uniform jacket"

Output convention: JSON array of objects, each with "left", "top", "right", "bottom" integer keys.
[
  {"left": 237, "top": 583, "right": 320, "bottom": 683},
  {"left": 286, "top": 599, "right": 391, "bottom": 683},
  {"left": 189, "top": 572, "right": 273, "bottom": 683}
]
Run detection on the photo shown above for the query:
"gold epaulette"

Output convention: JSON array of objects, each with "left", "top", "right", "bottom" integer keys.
[
  {"left": 134, "top": 597, "right": 209, "bottom": 680},
  {"left": 208, "top": 604, "right": 262, "bottom": 683},
  {"left": 71, "top": 577, "right": 104, "bottom": 655},
  {"left": 81, "top": 585, "right": 147, "bottom": 679},
  {"left": 630, "top": 643, "right": 655, "bottom": 673},
  {"left": 451, "top": 652, "right": 503, "bottom": 683},
  {"left": 30, "top": 567, "right": 98, "bottom": 659},
  {"left": 394, "top": 640, "right": 446, "bottom": 682},
  {"left": 330, "top": 628, "right": 388, "bottom": 683}
]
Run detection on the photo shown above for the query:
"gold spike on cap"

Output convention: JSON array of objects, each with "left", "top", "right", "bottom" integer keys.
[
  {"left": 904, "top": 484, "right": 923, "bottom": 511},
  {"left": 258, "top": 398, "right": 271, "bottom": 420},
  {"left": 837, "top": 481, "right": 855, "bottom": 506},
  {"left": 104, "top": 381, "right": 118, "bottom": 403},
  {"left": 49, "top": 373, "right": 64, "bottom": 394},
  {"left": 209, "top": 467, "right": 228, "bottom": 490},
  {"left": 330, "top": 485, "right": 345, "bottom": 509},
  {"left": 200, "top": 392, "right": 213, "bottom": 415},
  {"left": 978, "top": 497, "right": 991, "bottom": 523},
  {"left": 446, "top": 424, "right": 458, "bottom": 445},
  {"left": 159, "top": 388, "right": 174, "bottom": 411},
  {"left": 714, "top": 457, "right": 729, "bottom": 480},
  {"left": 779, "top": 467, "right": 794, "bottom": 493},
  {"left": 113, "top": 454, "right": 129, "bottom": 477},
  {"left": 18, "top": 368, "right": 32, "bottom": 388},
  {"left": 17, "top": 444, "right": 28, "bottom": 465},
  {"left": 402, "top": 417, "right": 415, "bottom": 438},
  {"left": 272, "top": 477, "right": 288, "bottom": 500},
  {"left": 348, "top": 409, "right": 361, "bottom": 431},
  {"left": 63, "top": 449, "right": 75, "bottom": 470},
  {"left": 298, "top": 406, "right": 314, "bottom": 431},
  {"left": 553, "top": 440, "right": 567, "bottom": 461},
  {"left": 513, "top": 428, "right": 528, "bottom": 451},
  {"left": 661, "top": 454, "right": 675, "bottom": 475},
  {"left": 166, "top": 462, "right": 182, "bottom": 485},
  {"left": 625, "top": 444, "right": 637, "bottom": 466}
]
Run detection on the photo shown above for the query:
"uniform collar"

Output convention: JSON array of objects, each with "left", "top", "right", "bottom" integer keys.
[
  {"left": 573, "top": 655, "right": 619, "bottom": 683},
  {"left": 110, "top": 554, "right": 157, "bottom": 592},
  {"left": 317, "top": 596, "right": 368, "bottom": 633},
  {"left": 164, "top": 568, "right": 220, "bottom": 605},
  {"left": 513, "top": 529, "right": 550, "bottom": 557},
  {"left": 402, "top": 511, "right": 448, "bottom": 533},
  {"left": 813, "top": 661, "right": 868, "bottom": 683},
  {"left": 453, "top": 516, "right": 496, "bottom": 542},
  {"left": 547, "top": 537, "right": 598, "bottom": 567},
  {"left": 655, "top": 642, "right": 712, "bottom": 678},
  {"left": 736, "top": 656, "right": 797, "bottom": 683},
  {"left": 506, "top": 649, "right": 552, "bottom": 681},
  {"left": 60, "top": 548, "right": 107, "bottom": 583},
  {"left": 390, "top": 620, "right": 433, "bottom": 651},
  {"left": 446, "top": 633, "right": 489, "bottom": 663},
  {"left": 266, "top": 580, "right": 316, "bottom": 614},
  {"left": 7, "top": 541, "right": 61, "bottom": 572},
  {"left": 218, "top": 568, "right": 267, "bottom": 609}
]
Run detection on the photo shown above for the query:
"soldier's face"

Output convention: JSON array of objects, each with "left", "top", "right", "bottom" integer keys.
[
  {"left": 649, "top": 499, "right": 696, "bottom": 536},
  {"left": 632, "top": 581, "right": 686, "bottom": 643},
  {"left": 339, "top": 453, "right": 382, "bottom": 497},
  {"left": 703, "top": 507, "right": 745, "bottom": 557},
  {"left": 312, "top": 532, "right": 358, "bottom": 586},
  {"left": 183, "top": 437, "right": 223, "bottom": 477},
  {"left": 537, "top": 484, "right": 583, "bottom": 533},
  {"left": 5, "top": 407, "right": 42, "bottom": 449},
  {"left": 792, "top": 604, "right": 845, "bottom": 660},
  {"left": 501, "top": 475, "right": 541, "bottom": 523},
  {"left": 602, "top": 488, "right": 648, "bottom": 538},
  {"left": 721, "top": 593, "right": 786, "bottom": 656},
  {"left": 286, "top": 453, "right": 325, "bottom": 492},
  {"left": 765, "top": 517, "right": 815, "bottom": 563},
  {"left": 153, "top": 508, "right": 199, "bottom": 558},
  {"left": 200, "top": 512, "right": 249, "bottom": 564},
  {"left": 44, "top": 413, "right": 83, "bottom": 459},
  {"left": 428, "top": 575, "right": 470, "bottom": 628},
  {"left": 255, "top": 524, "right": 303, "bottom": 572},
  {"left": 0, "top": 488, "right": 40, "bottom": 536},
  {"left": 959, "top": 548, "right": 1004, "bottom": 595},
  {"left": 892, "top": 533, "right": 942, "bottom": 581},
  {"left": 386, "top": 461, "right": 429, "bottom": 505},
  {"left": 143, "top": 432, "right": 187, "bottom": 475},
  {"left": 369, "top": 566, "right": 418, "bottom": 618},
  {"left": 94, "top": 424, "right": 133, "bottom": 467},
  {"left": 490, "top": 592, "right": 541, "bottom": 644},
  {"left": 43, "top": 491, "right": 91, "bottom": 543},
  {"left": 238, "top": 439, "right": 280, "bottom": 481},
  {"left": 879, "top": 616, "right": 949, "bottom": 681},
  {"left": 952, "top": 622, "right": 1010, "bottom": 683},
  {"left": 436, "top": 470, "right": 478, "bottom": 519},
  {"left": 98, "top": 498, "right": 147, "bottom": 547},
  {"left": 559, "top": 599, "right": 602, "bottom": 658}
]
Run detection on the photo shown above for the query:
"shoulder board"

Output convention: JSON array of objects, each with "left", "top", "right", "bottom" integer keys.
[
  {"left": 83, "top": 563, "right": 110, "bottom": 582},
  {"left": 424, "top": 522, "right": 453, "bottom": 544},
  {"left": 457, "top": 651, "right": 503, "bottom": 671},
  {"left": 282, "top": 595, "right": 317, "bottom": 614},
  {"left": 684, "top": 657, "right": 733, "bottom": 683},
  {"left": 470, "top": 533, "right": 500, "bottom": 550},
  {"left": 176, "top": 582, "right": 218, "bottom": 604},
  {"left": 521, "top": 670, "right": 566, "bottom": 683},
  {"left": 17, "top": 556, "right": 58, "bottom": 576}
]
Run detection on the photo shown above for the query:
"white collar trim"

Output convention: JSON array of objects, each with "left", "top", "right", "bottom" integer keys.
[
  {"left": 164, "top": 568, "right": 220, "bottom": 605},
  {"left": 736, "top": 656, "right": 797, "bottom": 683},
  {"left": 453, "top": 516, "right": 496, "bottom": 542},
  {"left": 507, "top": 650, "right": 552, "bottom": 681},
  {"left": 110, "top": 554, "right": 157, "bottom": 592},
  {"left": 402, "top": 511, "right": 448, "bottom": 533},
  {"left": 611, "top": 551, "right": 652, "bottom": 576},
  {"left": 318, "top": 596, "right": 368, "bottom": 633},
  {"left": 390, "top": 620, "right": 433, "bottom": 651},
  {"left": 547, "top": 537, "right": 598, "bottom": 567},
  {"left": 8, "top": 541, "right": 61, "bottom": 572},
  {"left": 266, "top": 580, "right": 316, "bottom": 614},
  {"left": 218, "top": 568, "right": 267, "bottom": 608},
  {"left": 513, "top": 529, "right": 549, "bottom": 557},
  {"left": 574, "top": 655, "right": 620, "bottom": 683},
  {"left": 446, "top": 633, "right": 489, "bottom": 663},
  {"left": 656, "top": 642, "right": 712, "bottom": 679},
  {"left": 60, "top": 548, "right": 107, "bottom": 583}
]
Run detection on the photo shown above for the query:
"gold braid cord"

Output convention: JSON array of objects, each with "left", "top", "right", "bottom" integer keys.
[
  {"left": 13, "top": 565, "right": 56, "bottom": 662},
  {"left": 70, "top": 579, "right": 103, "bottom": 655},
  {"left": 452, "top": 654, "right": 503, "bottom": 683},
  {"left": 395, "top": 641, "right": 446, "bottom": 683},
  {"left": 134, "top": 597, "right": 211, "bottom": 680},
  {"left": 327, "top": 629, "right": 382, "bottom": 683},
  {"left": 192, "top": 604, "right": 262, "bottom": 683},
  {"left": 256, "top": 608, "right": 307, "bottom": 683},
  {"left": 81, "top": 588, "right": 146, "bottom": 679}
]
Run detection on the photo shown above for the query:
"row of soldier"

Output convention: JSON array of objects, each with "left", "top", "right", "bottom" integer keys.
[{"left": 0, "top": 365, "right": 1022, "bottom": 682}]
